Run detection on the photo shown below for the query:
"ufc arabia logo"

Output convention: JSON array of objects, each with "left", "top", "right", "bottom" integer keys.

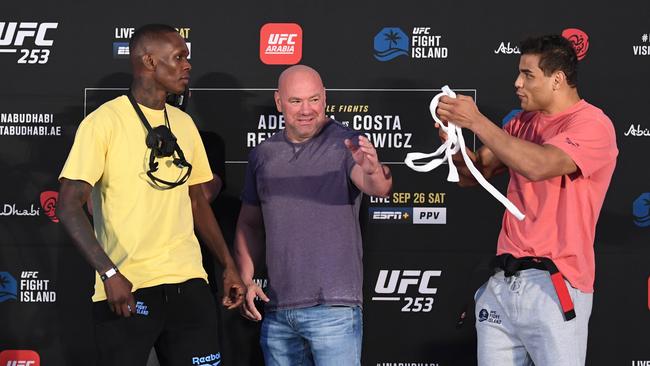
[
  {"left": 259, "top": 23, "right": 302, "bottom": 65},
  {"left": 0, "top": 22, "right": 58, "bottom": 64},
  {"left": 267, "top": 33, "right": 297, "bottom": 46},
  {"left": 0, "top": 350, "right": 40, "bottom": 366},
  {"left": 372, "top": 270, "right": 441, "bottom": 313}
]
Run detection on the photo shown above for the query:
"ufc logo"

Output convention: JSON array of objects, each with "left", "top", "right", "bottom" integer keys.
[
  {"left": 413, "top": 27, "right": 430, "bottom": 35},
  {"left": 21, "top": 271, "right": 39, "bottom": 279},
  {"left": 0, "top": 22, "right": 58, "bottom": 47},
  {"left": 268, "top": 33, "right": 296, "bottom": 45},
  {"left": 0, "top": 350, "right": 40, "bottom": 366},
  {"left": 374, "top": 270, "right": 441, "bottom": 294}
]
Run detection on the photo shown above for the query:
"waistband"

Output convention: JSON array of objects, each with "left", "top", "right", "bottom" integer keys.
[{"left": 491, "top": 254, "right": 575, "bottom": 321}]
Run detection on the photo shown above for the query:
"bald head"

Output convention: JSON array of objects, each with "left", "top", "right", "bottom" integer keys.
[
  {"left": 129, "top": 24, "right": 179, "bottom": 69},
  {"left": 274, "top": 65, "right": 328, "bottom": 143},
  {"left": 277, "top": 65, "right": 324, "bottom": 92},
  {"left": 128, "top": 24, "right": 191, "bottom": 102}
]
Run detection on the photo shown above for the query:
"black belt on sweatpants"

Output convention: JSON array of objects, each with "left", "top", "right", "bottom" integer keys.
[{"left": 490, "top": 254, "right": 576, "bottom": 321}]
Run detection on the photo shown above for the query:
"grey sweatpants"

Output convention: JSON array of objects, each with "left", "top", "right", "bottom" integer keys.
[{"left": 475, "top": 269, "right": 593, "bottom": 366}]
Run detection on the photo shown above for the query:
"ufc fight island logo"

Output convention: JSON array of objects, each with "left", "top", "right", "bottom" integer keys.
[
  {"left": 259, "top": 23, "right": 302, "bottom": 65},
  {"left": 0, "top": 22, "right": 58, "bottom": 64},
  {"left": 372, "top": 269, "right": 441, "bottom": 312}
]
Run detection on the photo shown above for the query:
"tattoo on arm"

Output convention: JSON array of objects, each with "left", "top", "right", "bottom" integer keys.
[{"left": 58, "top": 179, "right": 114, "bottom": 273}]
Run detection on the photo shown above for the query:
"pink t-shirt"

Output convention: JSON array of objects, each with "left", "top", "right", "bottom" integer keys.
[{"left": 497, "top": 99, "right": 618, "bottom": 293}]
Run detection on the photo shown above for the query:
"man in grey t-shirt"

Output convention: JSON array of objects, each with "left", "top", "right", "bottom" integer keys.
[{"left": 234, "top": 65, "right": 392, "bottom": 366}]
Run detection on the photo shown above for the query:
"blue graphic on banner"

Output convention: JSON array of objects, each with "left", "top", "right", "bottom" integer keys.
[
  {"left": 374, "top": 27, "right": 409, "bottom": 61},
  {"left": 0, "top": 272, "right": 18, "bottom": 302},
  {"left": 112, "top": 42, "right": 130, "bottom": 58},
  {"left": 632, "top": 192, "right": 650, "bottom": 227},
  {"left": 502, "top": 109, "right": 522, "bottom": 126}
]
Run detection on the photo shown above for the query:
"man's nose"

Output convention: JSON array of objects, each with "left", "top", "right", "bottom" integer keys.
[{"left": 514, "top": 74, "right": 523, "bottom": 89}]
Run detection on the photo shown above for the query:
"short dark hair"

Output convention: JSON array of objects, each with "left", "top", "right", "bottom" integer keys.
[
  {"left": 129, "top": 24, "right": 177, "bottom": 55},
  {"left": 519, "top": 35, "right": 578, "bottom": 87}
]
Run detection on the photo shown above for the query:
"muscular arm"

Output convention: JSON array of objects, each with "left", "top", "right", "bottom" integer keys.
[
  {"left": 438, "top": 95, "right": 577, "bottom": 182},
  {"left": 200, "top": 174, "right": 223, "bottom": 203},
  {"left": 471, "top": 116, "right": 576, "bottom": 181},
  {"left": 233, "top": 203, "right": 268, "bottom": 321},
  {"left": 452, "top": 145, "right": 508, "bottom": 187},
  {"left": 437, "top": 123, "right": 507, "bottom": 187},
  {"left": 189, "top": 184, "right": 244, "bottom": 309},
  {"left": 57, "top": 178, "right": 135, "bottom": 317},
  {"left": 57, "top": 178, "right": 113, "bottom": 272}
]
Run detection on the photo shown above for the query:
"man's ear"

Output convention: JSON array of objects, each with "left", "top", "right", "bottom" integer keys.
[
  {"left": 274, "top": 90, "right": 282, "bottom": 113},
  {"left": 553, "top": 71, "right": 566, "bottom": 90},
  {"left": 142, "top": 54, "right": 156, "bottom": 71}
]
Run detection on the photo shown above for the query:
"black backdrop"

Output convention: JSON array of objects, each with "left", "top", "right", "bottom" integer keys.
[{"left": 1, "top": 1, "right": 649, "bottom": 365}]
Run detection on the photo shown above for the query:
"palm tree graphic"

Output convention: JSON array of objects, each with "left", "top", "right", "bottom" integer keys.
[
  {"left": 0, "top": 273, "right": 16, "bottom": 300},
  {"left": 0, "top": 273, "right": 10, "bottom": 289},
  {"left": 384, "top": 29, "right": 401, "bottom": 49}
]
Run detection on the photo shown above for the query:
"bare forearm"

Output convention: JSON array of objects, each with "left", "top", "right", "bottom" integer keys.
[
  {"left": 58, "top": 179, "right": 114, "bottom": 273},
  {"left": 436, "top": 95, "right": 561, "bottom": 181},
  {"left": 452, "top": 145, "right": 507, "bottom": 187},
  {"left": 234, "top": 224, "right": 264, "bottom": 285},
  {"left": 233, "top": 204, "right": 266, "bottom": 285},
  {"left": 59, "top": 205, "right": 114, "bottom": 272},
  {"left": 473, "top": 117, "right": 555, "bottom": 181},
  {"left": 449, "top": 148, "right": 479, "bottom": 187},
  {"left": 192, "top": 200, "right": 237, "bottom": 270},
  {"left": 190, "top": 184, "right": 237, "bottom": 270},
  {"left": 362, "top": 165, "right": 393, "bottom": 197}
]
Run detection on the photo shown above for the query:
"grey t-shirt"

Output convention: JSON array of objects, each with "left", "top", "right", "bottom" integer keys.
[{"left": 242, "top": 119, "right": 363, "bottom": 311}]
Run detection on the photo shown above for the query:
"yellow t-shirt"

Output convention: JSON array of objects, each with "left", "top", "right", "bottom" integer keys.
[{"left": 59, "top": 95, "right": 213, "bottom": 301}]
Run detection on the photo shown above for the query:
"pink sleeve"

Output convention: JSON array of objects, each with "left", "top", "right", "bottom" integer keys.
[
  {"left": 544, "top": 115, "right": 617, "bottom": 178},
  {"left": 503, "top": 111, "right": 523, "bottom": 136}
]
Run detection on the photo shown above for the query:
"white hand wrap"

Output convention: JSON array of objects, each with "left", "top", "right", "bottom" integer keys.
[{"left": 404, "top": 85, "right": 525, "bottom": 221}]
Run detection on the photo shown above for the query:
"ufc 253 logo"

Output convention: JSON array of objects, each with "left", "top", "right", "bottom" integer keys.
[
  {"left": 372, "top": 269, "right": 441, "bottom": 313},
  {"left": 0, "top": 22, "right": 58, "bottom": 64}
]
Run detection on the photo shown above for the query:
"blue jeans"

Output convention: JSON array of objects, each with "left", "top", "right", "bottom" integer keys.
[{"left": 260, "top": 305, "right": 362, "bottom": 366}]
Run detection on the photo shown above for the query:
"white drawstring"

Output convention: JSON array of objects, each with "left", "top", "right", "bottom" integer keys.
[{"left": 404, "top": 86, "right": 525, "bottom": 221}]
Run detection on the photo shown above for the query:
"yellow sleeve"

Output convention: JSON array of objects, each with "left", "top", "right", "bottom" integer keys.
[
  {"left": 58, "top": 110, "right": 110, "bottom": 186},
  {"left": 186, "top": 121, "right": 213, "bottom": 186}
]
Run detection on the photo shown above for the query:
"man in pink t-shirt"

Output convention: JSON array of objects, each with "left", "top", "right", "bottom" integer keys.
[{"left": 437, "top": 35, "right": 617, "bottom": 365}]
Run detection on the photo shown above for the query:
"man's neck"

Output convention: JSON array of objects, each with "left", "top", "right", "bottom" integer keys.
[
  {"left": 542, "top": 89, "right": 581, "bottom": 115},
  {"left": 130, "top": 78, "right": 166, "bottom": 110}
]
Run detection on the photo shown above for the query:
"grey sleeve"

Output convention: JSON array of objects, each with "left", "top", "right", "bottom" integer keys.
[{"left": 241, "top": 149, "right": 260, "bottom": 205}]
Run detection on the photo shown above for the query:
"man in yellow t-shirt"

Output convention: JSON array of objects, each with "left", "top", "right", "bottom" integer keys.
[{"left": 57, "top": 24, "right": 244, "bottom": 365}]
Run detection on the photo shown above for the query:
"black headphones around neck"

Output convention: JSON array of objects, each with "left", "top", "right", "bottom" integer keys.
[{"left": 127, "top": 92, "right": 192, "bottom": 189}]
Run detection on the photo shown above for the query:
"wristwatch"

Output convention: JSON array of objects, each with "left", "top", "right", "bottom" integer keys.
[{"left": 100, "top": 267, "right": 119, "bottom": 282}]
